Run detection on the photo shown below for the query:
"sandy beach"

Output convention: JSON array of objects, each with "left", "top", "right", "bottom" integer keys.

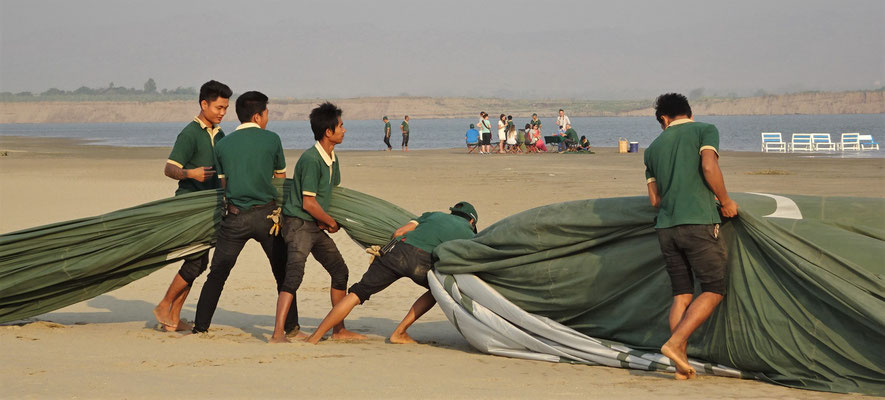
[{"left": 1, "top": 136, "right": 883, "bottom": 399}]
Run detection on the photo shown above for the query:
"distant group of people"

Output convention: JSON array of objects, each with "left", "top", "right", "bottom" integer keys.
[
  {"left": 466, "top": 109, "right": 591, "bottom": 154},
  {"left": 154, "top": 80, "right": 478, "bottom": 345},
  {"left": 382, "top": 115, "right": 410, "bottom": 152}
]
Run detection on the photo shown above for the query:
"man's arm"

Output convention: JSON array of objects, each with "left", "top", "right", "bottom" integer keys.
[
  {"left": 164, "top": 163, "right": 215, "bottom": 182},
  {"left": 392, "top": 221, "right": 419, "bottom": 238},
  {"left": 647, "top": 181, "right": 660, "bottom": 208},
  {"left": 701, "top": 149, "right": 738, "bottom": 217},
  {"left": 302, "top": 195, "right": 339, "bottom": 232}
]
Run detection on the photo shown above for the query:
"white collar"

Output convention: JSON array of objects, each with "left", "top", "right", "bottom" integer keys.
[
  {"left": 314, "top": 141, "right": 335, "bottom": 166},
  {"left": 235, "top": 122, "right": 261, "bottom": 131},
  {"left": 668, "top": 118, "right": 694, "bottom": 127}
]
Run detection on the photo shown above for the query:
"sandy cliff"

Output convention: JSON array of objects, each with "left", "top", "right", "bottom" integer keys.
[{"left": 0, "top": 91, "right": 882, "bottom": 124}]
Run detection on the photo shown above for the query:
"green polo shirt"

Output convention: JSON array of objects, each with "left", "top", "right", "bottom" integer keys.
[
  {"left": 644, "top": 120, "right": 721, "bottom": 229},
  {"left": 283, "top": 142, "right": 340, "bottom": 220},
  {"left": 167, "top": 117, "right": 225, "bottom": 196},
  {"left": 530, "top": 119, "right": 541, "bottom": 128},
  {"left": 214, "top": 123, "right": 286, "bottom": 209},
  {"left": 565, "top": 128, "right": 578, "bottom": 142},
  {"left": 401, "top": 120, "right": 410, "bottom": 134},
  {"left": 398, "top": 212, "right": 476, "bottom": 253},
  {"left": 384, "top": 121, "right": 391, "bottom": 136}
]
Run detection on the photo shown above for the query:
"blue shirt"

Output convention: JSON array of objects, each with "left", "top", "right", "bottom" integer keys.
[{"left": 466, "top": 129, "right": 479, "bottom": 143}]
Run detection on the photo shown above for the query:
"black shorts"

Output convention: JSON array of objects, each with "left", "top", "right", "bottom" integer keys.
[
  {"left": 348, "top": 242, "right": 432, "bottom": 303},
  {"left": 656, "top": 224, "right": 727, "bottom": 295},
  {"left": 480, "top": 132, "right": 491, "bottom": 145},
  {"left": 402, "top": 133, "right": 409, "bottom": 146}
]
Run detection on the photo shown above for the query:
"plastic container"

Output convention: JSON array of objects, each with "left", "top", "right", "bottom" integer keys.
[
  {"left": 618, "top": 138, "right": 629, "bottom": 153},
  {"left": 629, "top": 142, "right": 639, "bottom": 153}
]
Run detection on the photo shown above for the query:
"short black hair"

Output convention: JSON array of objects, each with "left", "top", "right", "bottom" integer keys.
[
  {"left": 525, "top": 123, "right": 531, "bottom": 129},
  {"left": 559, "top": 109, "right": 564, "bottom": 112},
  {"left": 235, "top": 91, "right": 268, "bottom": 123},
  {"left": 507, "top": 115, "right": 512, "bottom": 120},
  {"left": 309, "top": 102, "right": 342, "bottom": 141},
  {"left": 654, "top": 93, "right": 692, "bottom": 120},
  {"left": 199, "top": 80, "right": 232, "bottom": 105}
]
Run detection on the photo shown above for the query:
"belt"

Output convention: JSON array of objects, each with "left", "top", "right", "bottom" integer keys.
[{"left": 226, "top": 200, "right": 275, "bottom": 216}]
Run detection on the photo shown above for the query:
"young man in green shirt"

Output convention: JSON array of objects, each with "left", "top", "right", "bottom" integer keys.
[
  {"left": 192, "top": 91, "right": 298, "bottom": 335},
  {"left": 401, "top": 115, "right": 410, "bottom": 152},
  {"left": 270, "top": 102, "right": 365, "bottom": 343},
  {"left": 644, "top": 93, "right": 738, "bottom": 380},
  {"left": 382, "top": 116, "right": 392, "bottom": 151},
  {"left": 306, "top": 202, "right": 478, "bottom": 345},
  {"left": 153, "top": 80, "right": 231, "bottom": 332}
]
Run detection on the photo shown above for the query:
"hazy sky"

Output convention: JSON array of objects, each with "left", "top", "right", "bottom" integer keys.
[{"left": 1, "top": 0, "right": 883, "bottom": 99}]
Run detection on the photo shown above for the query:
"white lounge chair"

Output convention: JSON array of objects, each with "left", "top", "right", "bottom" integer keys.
[
  {"left": 811, "top": 133, "right": 836, "bottom": 151},
  {"left": 790, "top": 133, "right": 814, "bottom": 152},
  {"left": 859, "top": 134, "right": 880, "bottom": 151},
  {"left": 840, "top": 133, "right": 860, "bottom": 151},
  {"left": 761, "top": 132, "right": 786, "bottom": 152}
]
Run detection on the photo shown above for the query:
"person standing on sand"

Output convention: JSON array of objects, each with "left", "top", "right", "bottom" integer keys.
[
  {"left": 382, "top": 116, "right": 392, "bottom": 151},
  {"left": 401, "top": 115, "right": 410, "bottom": 151},
  {"left": 643, "top": 93, "right": 738, "bottom": 380},
  {"left": 306, "top": 202, "right": 478, "bottom": 345},
  {"left": 479, "top": 112, "right": 492, "bottom": 154},
  {"left": 555, "top": 109, "right": 570, "bottom": 132},
  {"left": 497, "top": 114, "right": 507, "bottom": 154},
  {"left": 153, "top": 80, "right": 231, "bottom": 332},
  {"left": 191, "top": 91, "right": 299, "bottom": 335},
  {"left": 270, "top": 102, "right": 366, "bottom": 343}
]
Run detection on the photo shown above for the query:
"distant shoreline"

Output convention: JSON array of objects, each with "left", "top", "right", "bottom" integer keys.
[{"left": 0, "top": 90, "right": 882, "bottom": 124}]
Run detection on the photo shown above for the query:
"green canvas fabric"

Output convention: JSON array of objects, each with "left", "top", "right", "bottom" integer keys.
[
  {"left": 0, "top": 188, "right": 882, "bottom": 394},
  {"left": 433, "top": 193, "right": 885, "bottom": 395}
]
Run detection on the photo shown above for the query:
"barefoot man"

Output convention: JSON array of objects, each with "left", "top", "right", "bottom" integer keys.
[
  {"left": 270, "top": 102, "right": 365, "bottom": 343},
  {"left": 306, "top": 202, "right": 478, "bottom": 344},
  {"left": 644, "top": 93, "right": 738, "bottom": 379},
  {"left": 153, "top": 80, "right": 231, "bottom": 332}
]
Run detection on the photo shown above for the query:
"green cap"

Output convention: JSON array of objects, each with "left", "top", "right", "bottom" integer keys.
[
  {"left": 383, "top": 116, "right": 388, "bottom": 120},
  {"left": 470, "top": 123, "right": 475, "bottom": 129},
  {"left": 450, "top": 201, "right": 478, "bottom": 223}
]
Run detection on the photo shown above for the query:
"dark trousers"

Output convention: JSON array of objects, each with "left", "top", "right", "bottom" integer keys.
[
  {"left": 178, "top": 250, "right": 209, "bottom": 285},
  {"left": 383, "top": 134, "right": 392, "bottom": 149},
  {"left": 402, "top": 133, "right": 410, "bottom": 147},
  {"left": 193, "top": 203, "right": 299, "bottom": 333},
  {"left": 279, "top": 216, "right": 349, "bottom": 294}
]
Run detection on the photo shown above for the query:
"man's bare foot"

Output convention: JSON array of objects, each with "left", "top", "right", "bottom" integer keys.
[
  {"left": 286, "top": 329, "right": 308, "bottom": 339},
  {"left": 330, "top": 329, "right": 368, "bottom": 340},
  {"left": 661, "top": 341, "right": 696, "bottom": 378},
  {"left": 152, "top": 304, "right": 174, "bottom": 328},
  {"left": 388, "top": 332, "right": 417, "bottom": 344},
  {"left": 269, "top": 334, "right": 291, "bottom": 344},
  {"left": 171, "top": 320, "right": 192, "bottom": 332}
]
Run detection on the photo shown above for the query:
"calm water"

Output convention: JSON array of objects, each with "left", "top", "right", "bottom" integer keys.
[{"left": 2, "top": 114, "right": 883, "bottom": 157}]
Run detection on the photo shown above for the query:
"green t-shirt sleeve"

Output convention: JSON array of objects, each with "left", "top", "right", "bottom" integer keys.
[
  {"left": 700, "top": 124, "right": 720, "bottom": 154},
  {"left": 273, "top": 137, "right": 286, "bottom": 173},
  {"left": 299, "top": 158, "right": 320, "bottom": 196},
  {"left": 214, "top": 146, "right": 225, "bottom": 177},
  {"left": 644, "top": 151, "right": 654, "bottom": 181},
  {"left": 168, "top": 130, "right": 195, "bottom": 166}
]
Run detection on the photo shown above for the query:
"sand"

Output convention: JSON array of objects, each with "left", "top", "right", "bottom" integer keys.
[{"left": 1, "top": 136, "right": 882, "bottom": 399}]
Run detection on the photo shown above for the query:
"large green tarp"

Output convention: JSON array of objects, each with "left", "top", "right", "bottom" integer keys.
[
  {"left": 433, "top": 193, "right": 885, "bottom": 395},
  {"left": 0, "top": 181, "right": 409, "bottom": 324},
  {"left": 1, "top": 186, "right": 882, "bottom": 394}
]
